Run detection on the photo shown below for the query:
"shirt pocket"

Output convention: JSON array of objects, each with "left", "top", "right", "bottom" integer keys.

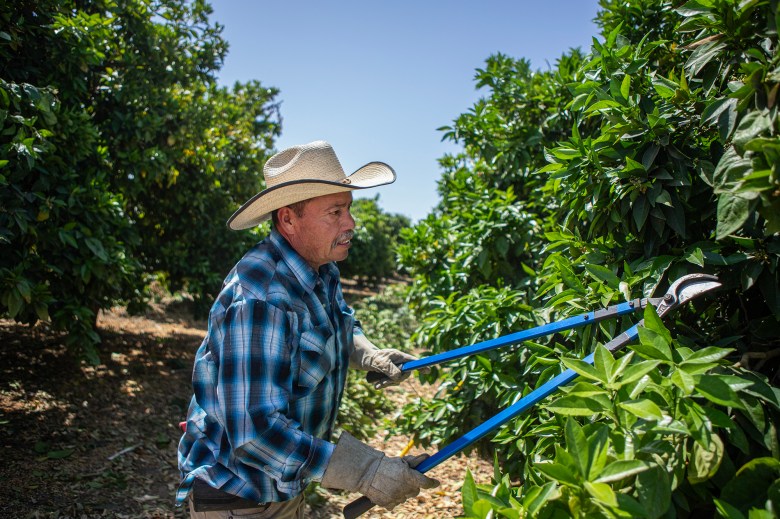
[
  {"left": 339, "top": 302, "right": 355, "bottom": 330},
  {"left": 296, "top": 324, "right": 335, "bottom": 391}
]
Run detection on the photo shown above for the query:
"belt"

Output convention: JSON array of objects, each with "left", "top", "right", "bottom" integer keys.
[{"left": 191, "top": 478, "right": 266, "bottom": 512}]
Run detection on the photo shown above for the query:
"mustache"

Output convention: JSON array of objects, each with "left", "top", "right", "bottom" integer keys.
[{"left": 336, "top": 231, "right": 354, "bottom": 243}]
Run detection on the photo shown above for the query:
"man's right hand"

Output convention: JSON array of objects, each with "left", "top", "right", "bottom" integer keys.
[{"left": 321, "top": 432, "right": 440, "bottom": 510}]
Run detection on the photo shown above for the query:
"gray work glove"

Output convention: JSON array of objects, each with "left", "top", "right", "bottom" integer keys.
[
  {"left": 350, "top": 332, "right": 418, "bottom": 388},
  {"left": 321, "top": 431, "right": 440, "bottom": 511}
]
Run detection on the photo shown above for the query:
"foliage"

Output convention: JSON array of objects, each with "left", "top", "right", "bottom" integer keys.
[
  {"left": 396, "top": 0, "right": 780, "bottom": 516},
  {"left": 0, "top": 0, "right": 280, "bottom": 359},
  {"left": 335, "top": 285, "right": 419, "bottom": 440},
  {"left": 390, "top": 284, "right": 539, "bottom": 456},
  {"left": 339, "top": 195, "right": 411, "bottom": 282},
  {"left": 398, "top": 157, "right": 541, "bottom": 305},
  {"left": 459, "top": 309, "right": 780, "bottom": 519},
  {"left": 0, "top": 75, "right": 139, "bottom": 362}
]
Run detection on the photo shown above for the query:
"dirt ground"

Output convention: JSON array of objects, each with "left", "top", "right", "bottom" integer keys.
[{"left": 0, "top": 296, "right": 492, "bottom": 518}]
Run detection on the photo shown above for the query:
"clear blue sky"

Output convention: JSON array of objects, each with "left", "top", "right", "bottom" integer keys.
[{"left": 209, "top": 1, "right": 602, "bottom": 222}]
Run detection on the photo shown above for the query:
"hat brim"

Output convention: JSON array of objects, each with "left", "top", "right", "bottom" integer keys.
[{"left": 227, "top": 161, "right": 396, "bottom": 230}]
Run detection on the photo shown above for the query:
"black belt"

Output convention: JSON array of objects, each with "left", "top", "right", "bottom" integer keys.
[{"left": 191, "top": 478, "right": 266, "bottom": 512}]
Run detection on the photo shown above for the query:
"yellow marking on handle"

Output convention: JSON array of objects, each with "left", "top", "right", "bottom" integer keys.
[{"left": 399, "top": 438, "right": 415, "bottom": 457}]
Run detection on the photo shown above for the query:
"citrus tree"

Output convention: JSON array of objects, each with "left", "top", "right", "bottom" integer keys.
[
  {"left": 396, "top": 1, "right": 780, "bottom": 516},
  {"left": 0, "top": 0, "right": 280, "bottom": 360},
  {"left": 339, "top": 195, "right": 411, "bottom": 282}
]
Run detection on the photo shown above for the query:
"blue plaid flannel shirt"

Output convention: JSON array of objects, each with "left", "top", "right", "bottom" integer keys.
[{"left": 176, "top": 229, "right": 355, "bottom": 505}]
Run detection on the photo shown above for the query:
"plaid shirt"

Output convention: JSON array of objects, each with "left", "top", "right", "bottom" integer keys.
[{"left": 176, "top": 229, "right": 354, "bottom": 505}]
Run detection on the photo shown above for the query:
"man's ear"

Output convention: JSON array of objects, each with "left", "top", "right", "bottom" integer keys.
[{"left": 276, "top": 206, "right": 296, "bottom": 236}]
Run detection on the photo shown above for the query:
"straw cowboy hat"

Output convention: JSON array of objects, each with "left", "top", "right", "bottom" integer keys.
[{"left": 227, "top": 140, "right": 396, "bottom": 230}]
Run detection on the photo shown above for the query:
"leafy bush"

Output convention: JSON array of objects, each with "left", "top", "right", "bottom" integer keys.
[
  {"left": 396, "top": 0, "right": 780, "bottom": 516},
  {"left": 0, "top": 55, "right": 141, "bottom": 363},
  {"left": 459, "top": 309, "right": 779, "bottom": 518},
  {"left": 339, "top": 196, "right": 410, "bottom": 282},
  {"left": 336, "top": 284, "right": 418, "bottom": 440}
]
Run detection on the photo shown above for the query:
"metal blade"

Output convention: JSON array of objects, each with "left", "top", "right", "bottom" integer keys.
[{"left": 655, "top": 273, "right": 721, "bottom": 318}]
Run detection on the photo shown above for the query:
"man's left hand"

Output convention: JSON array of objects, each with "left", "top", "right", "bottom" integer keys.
[{"left": 350, "top": 333, "right": 418, "bottom": 388}]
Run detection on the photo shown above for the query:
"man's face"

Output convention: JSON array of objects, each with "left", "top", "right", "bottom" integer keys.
[{"left": 281, "top": 191, "right": 355, "bottom": 270}]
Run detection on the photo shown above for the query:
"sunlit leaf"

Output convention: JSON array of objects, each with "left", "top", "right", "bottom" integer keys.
[
  {"left": 595, "top": 459, "right": 651, "bottom": 483},
  {"left": 619, "top": 399, "right": 664, "bottom": 420},
  {"left": 688, "top": 435, "right": 724, "bottom": 484}
]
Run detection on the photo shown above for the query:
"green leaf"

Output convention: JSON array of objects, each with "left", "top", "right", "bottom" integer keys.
[
  {"left": 734, "top": 169, "right": 773, "bottom": 195},
  {"left": 623, "top": 156, "right": 646, "bottom": 176},
  {"left": 536, "top": 461, "right": 580, "bottom": 486},
  {"left": 595, "top": 459, "right": 651, "bottom": 483},
  {"left": 585, "top": 99, "right": 623, "bottom": 113},
  {"left": 652, "top": 76, "right": 679, "bottom": 98},
  {"left": 35, "top": 304, "right": 50, "bottom": 322},
  {"left": 584, "top": 481, "right": 618, "bottom": 506},
  {"left": 619, "top": 399, "right": 664, "bottom": 420},
  {"left": 720, "top": 458, "right": 780, "bottom": 511},
  {"left": 740, "top": 261, "right": 763, "bottom": 291},
  {"left": 565, "top": 418, "right": 592, "bottom": 479},
  {"left": 551, "top": 147, "right": 582, "bottom": 160},
  {"left": 594, "top": 344, "right": 616, "bottom": 383},
  {"left": 635, "top": 328, "right": 673, "bottom": 362},
  {"left": 712, "top": 499, "right": 747, "bottom": 519},
  {"left": 701, "top": 97, "right": 738, "bottom": 142},
  {"left": 567, "top": 381, "right": 610, "bottom": 398},
  {"left": 633, "top": 196, "right": 650, "bottom": 230},
  {"left": 546, "top": 394, "right": 612, "bottom": 416},
  {"left": 6, "top": 290, "right": 23, "bottom": 318},
  {"left": 496, "top": 507, "right": 521, "bottom": 519},
  {"left": 522, "top": 482, "right": 559, "bottom": 515},
  {"left": 654, "top": 190, "right": 673, "bottom": 207},
  {"left": 717, "top": 193, "right": 753, "bottom": 239},
  {"left": 560, "top": 357, "right": 605, "bottom": 383},
  {"left": 733, "top": 111, "right": 773, "bottom": 149},
  {"left": 686, "top": 247, "right": 705, "bottom": 267},
  {"left": 684, "top": 40, "right": 727, "bottom": 76},
  {"left": 713, "top": 147, "right": 752, "bottom": 189},
  {"left": 462, "top": 469, "right": 478, "bottom": 515},
  {"left": 626, "top": 58, "right": 648, "bottom": 74},
  {"left": 85, "top": 237, "right": 108, "bottom": 261},
  {"left": 637, "top": 466, "right": 672, "bottom": 519},
  {"left": 671, "top": 368, "right": 695, "bottom": 394},
  {"left": 472, "top": 500, "right": 494, "bottom": 518},
  {"left": 620, "top": 74, "right": 631, "bottom": 99},
  {"left": 476, "top": 355, "right": 492, "bottom": 372},
  {"left": 739, "top": 372, "right": 780, "bottom": 409},
  {"left": 689, "top": 434, "right": 724, "bottom": 484},
  {"left": 642, "top": 304, "right": 672, "bottom": 344},
  {"left": 675, "top": 1, "right": 714, "bottom": 16},
  {"left": 683, "top": 346, "right": 733, "bottom": 365},
  {"left": 619, "top": 360, "right": 661, "bottom": 385},
  {"left": 696, "top": 375, "right": 745, "bottom": 409},
  {"left": 585, "top": 264, "right": 620, "bottom": 289}
]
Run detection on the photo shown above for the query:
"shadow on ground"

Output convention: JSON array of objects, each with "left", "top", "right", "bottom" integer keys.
[{"left": 0, "top": 313, "right": 197, "bottom": 518}]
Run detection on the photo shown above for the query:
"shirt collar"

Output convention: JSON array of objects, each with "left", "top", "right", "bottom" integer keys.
[{"left": 269, "top": 228, "right": 338, "bottom": 294}]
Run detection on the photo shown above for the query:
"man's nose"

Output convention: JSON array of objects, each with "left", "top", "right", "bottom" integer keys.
[{"left": 344, "top": 210, "right": 355, "bottom": 230}]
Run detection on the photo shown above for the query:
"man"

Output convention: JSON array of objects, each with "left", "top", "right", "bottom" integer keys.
[{"left": 177, "top": 140, "right": 439, "bottom": 518}]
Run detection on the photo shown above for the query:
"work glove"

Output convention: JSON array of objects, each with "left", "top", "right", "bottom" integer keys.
[
  {"left": 350, "top": 332, "right": 420, "bottom": 388},
  {"left": 321, "top": 431, "right": 440, "bottom": 511}
]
